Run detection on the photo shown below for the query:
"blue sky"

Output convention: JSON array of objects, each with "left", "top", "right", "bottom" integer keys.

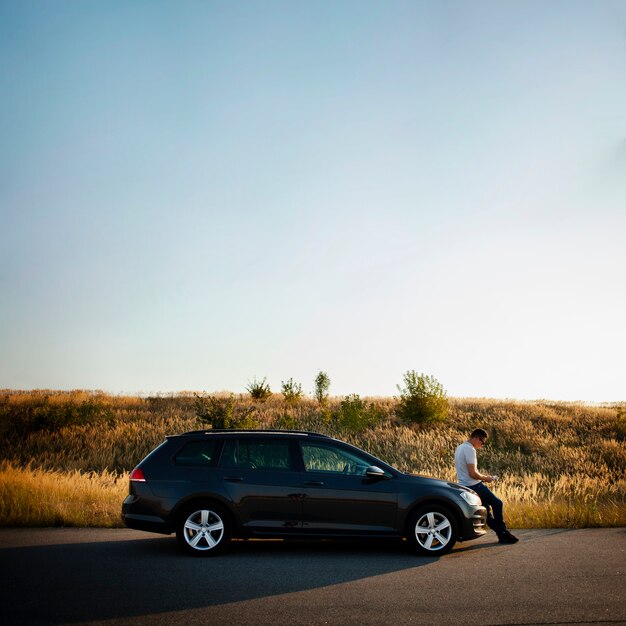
[{"left": 1, "top": 1, "right": 625, "bottom": 401}]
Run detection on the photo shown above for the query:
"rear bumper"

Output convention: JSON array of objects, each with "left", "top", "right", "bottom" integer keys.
[{"left": 122, "top": 496, "right": 171, "bottom": 535}]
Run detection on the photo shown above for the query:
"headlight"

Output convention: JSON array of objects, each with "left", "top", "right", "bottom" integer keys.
[{"left": 459, "top": 490, "right": 482, "bottom": 506}]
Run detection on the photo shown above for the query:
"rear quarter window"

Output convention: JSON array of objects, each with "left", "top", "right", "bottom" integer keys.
[{"left": 174, "top": 440, "right": 219, "bottom": 466}]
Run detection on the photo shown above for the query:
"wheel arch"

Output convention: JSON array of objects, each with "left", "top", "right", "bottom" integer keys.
[{"left": 169, "top": 494, "right": 241, "bottom": 536}]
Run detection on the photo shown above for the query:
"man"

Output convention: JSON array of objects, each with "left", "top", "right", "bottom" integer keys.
[{"left": 454, "top": 428, "right": 518, "bottom": 544}]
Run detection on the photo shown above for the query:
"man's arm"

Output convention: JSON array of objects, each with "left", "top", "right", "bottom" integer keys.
[{"left": 467, "top": 463, "right": 494, "bottom": 483}]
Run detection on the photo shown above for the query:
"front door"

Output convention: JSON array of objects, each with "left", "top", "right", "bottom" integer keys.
[{"left": 299, "top": 441, "right": 397, "bottom": 534}]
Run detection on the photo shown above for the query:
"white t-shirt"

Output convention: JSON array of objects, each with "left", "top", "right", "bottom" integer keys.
[{"left": 455, "top": 441, "right": 480, "bottom": 487}]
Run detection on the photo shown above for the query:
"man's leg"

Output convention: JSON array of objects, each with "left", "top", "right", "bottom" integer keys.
[{"left": 472, "top": 482, "right": 507, "bottom": 536}]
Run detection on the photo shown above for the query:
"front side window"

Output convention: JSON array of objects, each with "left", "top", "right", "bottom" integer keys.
[
  {"left": 301, "top": 443, "right": 372, "bottom": 476},
  {"left": 220, "top": 439, "right": 292, "bottom": 471}
]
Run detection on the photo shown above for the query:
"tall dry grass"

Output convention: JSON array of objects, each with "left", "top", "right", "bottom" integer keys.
[
  {"left": 0, "top": 390, "right": 624, "bottom": 528},
  {"left": 0, "top": 462, "right": 127, "bottom": 527}
]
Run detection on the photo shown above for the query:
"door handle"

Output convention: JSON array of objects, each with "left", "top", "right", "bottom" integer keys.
[
  {"left": 223, "top": 476, "right": 244, "bottom": 482},
  {"left": 304, "top": 481, "right": 324, "bottom": 486}
]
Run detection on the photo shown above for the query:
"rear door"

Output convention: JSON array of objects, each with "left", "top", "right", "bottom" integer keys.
[
  {"left": 218, "top": 437, "right": 303, "bottom": 532},
  {"left": 299, "top": 441, "right": 398, "bottom": 534}
]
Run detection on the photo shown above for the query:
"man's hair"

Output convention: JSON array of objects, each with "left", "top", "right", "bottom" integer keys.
[{"left": 470, "top": 428, "right": 488, "bottom": 440}]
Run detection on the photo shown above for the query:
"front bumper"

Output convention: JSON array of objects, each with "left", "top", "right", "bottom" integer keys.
[{"left": 461, "top": 505, "right": 488, "bottom": 540}]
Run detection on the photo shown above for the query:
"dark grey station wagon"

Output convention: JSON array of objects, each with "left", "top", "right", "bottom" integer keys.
[{"left": 122, "top": 430, "right": 487, "bottom": 556}]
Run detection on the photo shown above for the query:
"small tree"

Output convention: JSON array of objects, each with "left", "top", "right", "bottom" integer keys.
[
  {"left": 281, "top": 378, "right": 303, "bottom": 405},
  {"left": 246, "top": 377, "right": 272, "bottom": 402},
  {"left": 314, "top": 371, "right": 330, "bottom": 405},
  {"left": 396, "top": 371, "right": 449, "bottom": 425}
]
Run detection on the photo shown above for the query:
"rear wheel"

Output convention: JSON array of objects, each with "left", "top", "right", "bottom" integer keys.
[
  {"left": 407, "top": 505, "right": 457, "bottom": 556},
  {"left": 176, "top": 503, "right": 231, "bottom": 556}
]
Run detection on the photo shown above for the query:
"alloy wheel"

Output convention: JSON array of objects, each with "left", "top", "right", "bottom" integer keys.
[
  {"left": 414, "top": 511, "right": 452, "bottom": 551},
  {"left": 182, "top": 509, "right": 225, "bottom": 551}
]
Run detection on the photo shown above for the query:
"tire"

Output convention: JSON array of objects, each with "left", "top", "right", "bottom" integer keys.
[
  {"left": 176, "top": 502, "right": 232, "bottom": 556},
  {"left": 407, "top": 505, "right": 457, "bottom": 556}
]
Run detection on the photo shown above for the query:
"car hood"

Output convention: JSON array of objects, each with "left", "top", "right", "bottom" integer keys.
[{"left": 402, "top": 473, "right": 469, "bottom": 491}]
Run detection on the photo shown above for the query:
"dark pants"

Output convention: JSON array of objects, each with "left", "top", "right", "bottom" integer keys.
[{"left": 471, "top": 482, "right": 507, "bottom": 536}]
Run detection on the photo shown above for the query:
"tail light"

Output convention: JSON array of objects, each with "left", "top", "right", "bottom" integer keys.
[{"left": 130, "top": 468, "right": 146, "bottom": 482}]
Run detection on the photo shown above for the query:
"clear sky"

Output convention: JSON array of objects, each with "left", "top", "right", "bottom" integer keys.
[{"left": 1, "top": 0, "right": 625, "bottom": 402}]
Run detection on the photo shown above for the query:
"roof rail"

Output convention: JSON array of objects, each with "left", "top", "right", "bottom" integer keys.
[{"left": 178, "top": 428, "right": 331, "bottom": 437}]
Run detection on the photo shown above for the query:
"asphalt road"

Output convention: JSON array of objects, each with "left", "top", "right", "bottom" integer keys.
[{"left": 0, "top": 528, "right": 624, "bottom": 625}]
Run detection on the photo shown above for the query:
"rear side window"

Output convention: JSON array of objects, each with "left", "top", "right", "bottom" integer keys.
[
  {"left": 220, "top": 439, "right": 292, "bottom": 470},
  {"left": 174, "top": 440, "right": 219, "bottom": 466}
]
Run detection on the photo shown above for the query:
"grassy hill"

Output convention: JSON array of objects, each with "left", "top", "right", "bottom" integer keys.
[{"left": 1, "top": 390, "right": 624, "bottom": 529}]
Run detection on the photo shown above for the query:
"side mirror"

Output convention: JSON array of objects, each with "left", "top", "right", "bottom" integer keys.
[{"left": 365, "top": 466, "right": 388, "bottom": 479}]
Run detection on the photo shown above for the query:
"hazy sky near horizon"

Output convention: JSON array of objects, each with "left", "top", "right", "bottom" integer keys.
[{"left": 1, "top": 1, "right": 625, "bottom": 401}]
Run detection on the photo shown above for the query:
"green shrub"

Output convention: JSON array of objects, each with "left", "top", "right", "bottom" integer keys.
[
  {"left": 396, "top": 371, "right": 449, "bottom": 425},
  {"left": 336, "top": 394, "right": 385, "bottom": 432},
  {"left": 245, "top": 377, "right": 272, "bottom": 402},
  {"left": 314, "top": 371, "right": 330, "bottom": 405},
  {"left": 273, "top": 412, "right": 299, "bottom": 430},
  {"left": 193, "top": 394, "right": 257, "bottom": 429},
  {"left": 281, "top": 378, "right": 303, "bottom": 405},
  {"left": 0, "top": 394, "right": 113, "bottom": 436}
]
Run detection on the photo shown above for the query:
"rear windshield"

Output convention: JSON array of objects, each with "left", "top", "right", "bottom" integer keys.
[{"left": 174, "top": 440, "right": 219, "bottom": 466}]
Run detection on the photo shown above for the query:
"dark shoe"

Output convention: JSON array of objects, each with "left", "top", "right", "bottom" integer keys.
[{"left": 499, "top": 531, "right": 519, "bottom": 544}]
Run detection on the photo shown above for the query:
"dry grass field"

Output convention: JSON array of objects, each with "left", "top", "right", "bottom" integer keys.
[{"left": 1, "top": 390, "right": 624, "bottom": 529}]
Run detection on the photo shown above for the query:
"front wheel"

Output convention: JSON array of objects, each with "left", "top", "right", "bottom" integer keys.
[
  {"left": 176, "top": 503, "right": 232, "bottom": 556},
  {"left": 407, "top": 505, "right": 457, "bottom": 556}
]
